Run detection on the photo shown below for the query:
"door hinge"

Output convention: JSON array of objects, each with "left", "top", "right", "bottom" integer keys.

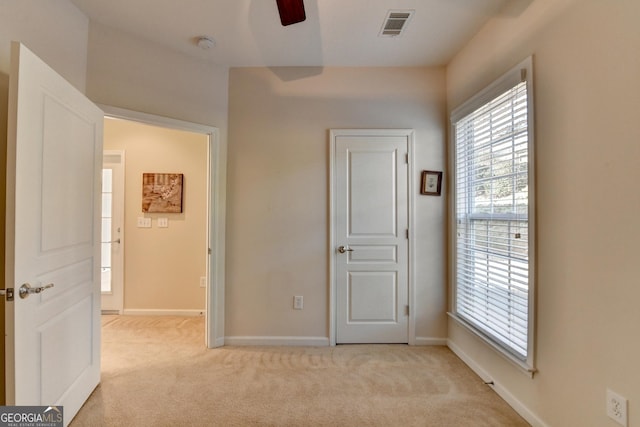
[
  {"left": 406, "top": 229, "right": 409, "bottom": 239},
  {"left": 0, "top": 288, "right": 14, "bottom": 301},
  {"left": 405, "top": 153, "right": 409, "bottom": 164},
  {"left": 405, "top": 305, "right": 409, "bottom": 316}
]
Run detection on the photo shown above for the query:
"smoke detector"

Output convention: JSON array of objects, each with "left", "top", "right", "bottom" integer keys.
[{"left": 196, "top": 36, "right": 216, "bottom": 49}]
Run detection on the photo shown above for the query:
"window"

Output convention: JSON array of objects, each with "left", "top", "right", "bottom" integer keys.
[
  {"left": 101, "top": 168, "right": 113, "bottom": 293},
  {"left": 451, "top": 57, "right": 535, "bottom": 372}
]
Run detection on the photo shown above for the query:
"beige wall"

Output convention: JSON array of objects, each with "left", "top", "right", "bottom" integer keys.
[
  {"left": 85, "top": 21, "right": 228, "bottom": 136},
  {"left": 104, "top": 118, "right": 208, "bottom": 312},
  {"left": 226, "top": 67, "right": 447, "bottom": 340},
  {"left": 446, "top": 0, "right": 640, "bottom": 425},
  {"left": 0, "top": 0, "right": 89, "bottom": 91}
]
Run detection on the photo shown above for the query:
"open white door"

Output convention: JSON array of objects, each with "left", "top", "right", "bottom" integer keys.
[{"left": 5, "top": 42, "right": 103, "bottom": 425}]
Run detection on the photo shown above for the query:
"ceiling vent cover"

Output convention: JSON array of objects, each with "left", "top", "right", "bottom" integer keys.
[{"left": 380, "top": 10, "right": 414, "bottom": 37}]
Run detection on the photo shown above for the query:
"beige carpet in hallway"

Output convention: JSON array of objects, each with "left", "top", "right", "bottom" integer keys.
[{"left": 71, "top": 316, "right": 529, "bottom": 426}]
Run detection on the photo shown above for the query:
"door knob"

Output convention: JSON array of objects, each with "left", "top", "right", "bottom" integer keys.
[
  {"left": 19, "top": 283, "right": 54, "bottom": 299},
  {"left": 338, "top": 246, "right": 354, "bottom": 254}
]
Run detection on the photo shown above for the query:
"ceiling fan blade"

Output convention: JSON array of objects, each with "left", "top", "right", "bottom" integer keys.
[{"left": 276, "top": 0, "right": 306, "bottom": 26}]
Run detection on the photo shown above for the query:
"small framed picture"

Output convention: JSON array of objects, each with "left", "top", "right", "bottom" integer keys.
[
  {"left": 421, "top": 170, "right": 442, "bottom": 196},
  {"left": 142, "top": 173, "right": 184, "bottom": 213}
]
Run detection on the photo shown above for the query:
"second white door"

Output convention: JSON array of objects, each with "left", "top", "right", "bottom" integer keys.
[
  {"left": 332, "top": 130, "right": 411, "bottom": 344},
  {"left": 101, "top": 151, "right": 125, "bottom": 313}
]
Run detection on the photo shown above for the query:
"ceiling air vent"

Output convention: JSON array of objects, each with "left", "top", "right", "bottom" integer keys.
[{"left": 380, "top": 10, "right": 414, "bottom": 37}]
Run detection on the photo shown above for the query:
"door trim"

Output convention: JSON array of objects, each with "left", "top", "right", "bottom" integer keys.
[
  {"left": 329, "top": 129, "right": 415, "bottom": 346},
  {"left": 99, "top": 105, "right": 226, "bottom": 348}
]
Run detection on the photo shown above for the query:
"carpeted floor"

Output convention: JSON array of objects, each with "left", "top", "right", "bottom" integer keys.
[{"left": 71, "top": 316, "right": 529, "bottom": 426}]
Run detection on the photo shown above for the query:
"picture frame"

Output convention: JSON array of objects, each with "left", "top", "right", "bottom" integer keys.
[
  {"left": 420, "top": 170, "right": 442, "bottom": 196},
  {"left": 142, "top": 173, "right": 184, "bottom": 213}
]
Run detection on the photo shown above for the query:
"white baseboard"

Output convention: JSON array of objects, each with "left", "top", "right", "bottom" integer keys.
[
  {"left": 414, "top": 337, "right": 448, "bottom": 346},
  {"left": 447, "top": 339, "right": 549, "bottom": 427},
  {"left": 224, "top": 336, "right": 330, "bottom": 347},
  {"left": 447, "top": 339, "right": 492, "bottom": 381},
  {"left": 225, "top": 336, "right": 445, "bottom": 347},
  {"left": 122, "top": 309, "right": 205, "bottom": 317}
]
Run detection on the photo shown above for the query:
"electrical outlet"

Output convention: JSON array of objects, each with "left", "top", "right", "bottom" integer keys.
[
  {"left": 293, "top": 296, "right": 303, "bottom": 310},
  {"left": 199, "top": 277, "right": 206, "bottom": 288},
  {"left": 606, "top": 389, "right": 628, "bottom": 427}
]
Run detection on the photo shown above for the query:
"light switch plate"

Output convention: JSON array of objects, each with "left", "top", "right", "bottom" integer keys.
[
  {"left": 137, "top": 217, "right": 152, "bottom": 228},
  {"left": 158, "top": 218, "right": 168, "bottom": 228}
]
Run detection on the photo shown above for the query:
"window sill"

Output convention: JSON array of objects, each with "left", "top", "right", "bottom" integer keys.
[{"left": 447, "top": 312, "right": 537, "bottom": 378}]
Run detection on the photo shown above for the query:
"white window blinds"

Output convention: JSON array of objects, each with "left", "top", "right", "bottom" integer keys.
[{"left": 451, "top": 57, "right": 535, "bottom": 368}]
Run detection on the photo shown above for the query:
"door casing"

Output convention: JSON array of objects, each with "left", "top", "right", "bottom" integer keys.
[{"left": 329, "top": 129, "right": 416, "bottom": 346}]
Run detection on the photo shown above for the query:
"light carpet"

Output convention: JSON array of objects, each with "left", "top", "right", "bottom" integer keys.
[{"left": 71, "top": 316, "right": 529, "bottom": 426}]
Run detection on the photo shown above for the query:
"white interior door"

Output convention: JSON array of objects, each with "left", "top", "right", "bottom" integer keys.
[
  {"left": 5, "top": 42, "right": 103, "bottom": 425},
  {"left": 332, "top": 130, "right": 410, "bottom": 343},
  {"left": 101, "top": 151, "right": 125, "bottom": 313}
]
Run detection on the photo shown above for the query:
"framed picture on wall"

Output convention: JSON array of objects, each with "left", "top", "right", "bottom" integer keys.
[
  {"left": 420, "top": 170, "right": 442, "bottom": 196},
  {"left": 142, "top": 173, "right": 184, "bottom": 213}
]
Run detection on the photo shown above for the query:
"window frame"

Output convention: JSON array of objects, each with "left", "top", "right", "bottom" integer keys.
[{"left": 449, "top": 56, "right": 536, "bottom": 375}]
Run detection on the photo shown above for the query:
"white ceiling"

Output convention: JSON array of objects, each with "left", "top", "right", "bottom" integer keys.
[{"left": 70, "top": 0, "right": 516, "bottom": 67}]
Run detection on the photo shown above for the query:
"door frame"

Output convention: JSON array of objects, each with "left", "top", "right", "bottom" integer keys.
[
  {"left": 329, "top": 129, "right": 416, "bottom": 346},
  {"left": 100, "top": 105, "right": 226, "bottom": 348}
]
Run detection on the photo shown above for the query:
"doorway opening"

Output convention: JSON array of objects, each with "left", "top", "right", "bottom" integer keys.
[{"left": 100, "top": 106, "right": 226, "bottom": 348}]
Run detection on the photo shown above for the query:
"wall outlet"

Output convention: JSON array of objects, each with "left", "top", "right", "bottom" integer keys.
[
  {"left": 293, "top": 296, "right": 303, "bottom": 310},
  {"left": 606, "top": 389, "right": 628, "bottom": 427},
  {"left": 199, "top": 277, "right": 206, "bottom": 288}
]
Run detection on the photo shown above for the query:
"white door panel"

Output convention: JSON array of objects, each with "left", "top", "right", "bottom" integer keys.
[
  {"left": 333, "top": 132, "right": 410, "bottom": 343},
  {"left": 6, "top": 42, "right": 102, "bottom": 426},
  {"left": 347, "top": 147, "right": 398, "bottom": 236},
  {"left": 348, "top": 271, "right": 398, "bottom": 321}
]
